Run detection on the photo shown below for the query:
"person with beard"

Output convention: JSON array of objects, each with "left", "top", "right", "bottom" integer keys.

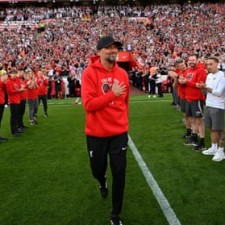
[
  {"left": 197, "top": 57, "right": 225, "bottom": 161},
  {"left": 81, "top": 36, "right": 129, "bottom": 225},
  {"left": 179, "top": 54, "right": 207, "bottom": 151}
]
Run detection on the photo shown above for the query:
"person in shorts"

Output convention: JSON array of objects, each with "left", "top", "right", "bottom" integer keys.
[
  {"left": 179, "top": 54, "right": 207, "bottom": 150},
  {"left": 197, "top": 57, "right": 225, "bottom": 161}
]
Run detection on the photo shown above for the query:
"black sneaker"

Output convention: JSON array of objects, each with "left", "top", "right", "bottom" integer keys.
[
  {"left": 193, "top": 143, "right": 206, "bottom": 151},
  {"left": 110, "top": 215, "right": 123, "bottom": 225},
  {"left": 184, "top": 137, "right": 197, "bottom": 146},
  {"left": 99, "top": 180, "right": 108, "bottom": 199}
]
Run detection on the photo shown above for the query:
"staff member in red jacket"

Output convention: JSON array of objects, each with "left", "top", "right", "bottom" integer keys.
[
  {"left": 170, "top": 58, "right": 192, "bottom": 139},
  {"left": 18, "top": 68, "right": 28, "bottom": 131},
  {"left": 81, "top": 36, "right": 129, "bottom": 225},
  {"left": 0, "top": 72, "right": 8, "bottom": 142},
  {"left": 5, "top": 69, "right": 25, "bottom": 137},
  {"left": 37, "top": 70, "right": 49, "bottom": 117},
  {"left": 179, "top": 54, "right": 207, "bottom": 150}
]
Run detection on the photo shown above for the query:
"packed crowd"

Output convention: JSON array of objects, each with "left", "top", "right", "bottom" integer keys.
[{"left": 0, "top": 3, "right": 224, "bottom": 74}]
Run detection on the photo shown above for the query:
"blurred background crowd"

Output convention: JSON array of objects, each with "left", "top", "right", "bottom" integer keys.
[{"left": 0, "top": 3, "right": 224, "bottom": 96}]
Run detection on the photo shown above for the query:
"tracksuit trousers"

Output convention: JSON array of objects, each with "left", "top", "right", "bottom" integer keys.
[
  {"left": 9, "top": 103, "right": 19, "bottom": 134},
  {"left": 86, "top": 132, "right": 128, "bottom": 216}
]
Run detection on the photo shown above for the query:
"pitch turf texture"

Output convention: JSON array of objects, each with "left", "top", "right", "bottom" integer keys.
[{"left": 1, "top": 94, "right": 225, "bottom": 225}]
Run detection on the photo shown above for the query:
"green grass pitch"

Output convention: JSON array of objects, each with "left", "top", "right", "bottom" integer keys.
[{"left": 0, "top": 94, "right": 225, "bottom": 225}]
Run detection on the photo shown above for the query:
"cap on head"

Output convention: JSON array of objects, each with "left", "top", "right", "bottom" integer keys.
[{"left": 96, "top": 36, "right": 123, "bottom": 50}]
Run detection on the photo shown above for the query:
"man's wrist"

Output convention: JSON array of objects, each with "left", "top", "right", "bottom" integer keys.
[{"left": 205, "top": 86, "right": 212, "bottom": 93}]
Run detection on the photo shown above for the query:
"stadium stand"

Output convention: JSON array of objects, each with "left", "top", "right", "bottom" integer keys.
[{"left": 0, "top": 3, "right": 224, "bottom": 96}]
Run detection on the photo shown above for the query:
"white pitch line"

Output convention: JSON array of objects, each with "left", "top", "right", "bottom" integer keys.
[{"left": 128, "top": 135, "right": 182, "bottom": 225}]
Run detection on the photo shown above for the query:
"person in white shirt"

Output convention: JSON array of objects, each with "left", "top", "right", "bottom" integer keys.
[{"left": 197, "top": 57, "right": 225, "bottom": 161}]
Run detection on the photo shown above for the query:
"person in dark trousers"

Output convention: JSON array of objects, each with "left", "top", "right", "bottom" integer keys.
[
  {"left": 17, "top": 69, "right": 28, "bottom": 131},
  {"left": 155, "top": 68, "right": 163, "bottom": 97},
  {"left": 5, "top": 69, "right": 25, "bottom": 137},
  {"left": 54, "top": 72, "right": 62, "bottom": 99},
  {"left": 81, "top": 36, "right": 130, "bottom": 225},
  {"left": 148, "top": 67, "right": 157, "bottom": 98},
  {"left": 67, "top": 73, "right": 76, "bottom": 97}
]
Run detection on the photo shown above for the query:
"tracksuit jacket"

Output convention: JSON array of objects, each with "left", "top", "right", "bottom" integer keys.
[
  {"left": 81, "top": 56, "right": 130, "bottom": 137},
  {"left": 184, "top": 64, "right": 207, "bottom": 102}
]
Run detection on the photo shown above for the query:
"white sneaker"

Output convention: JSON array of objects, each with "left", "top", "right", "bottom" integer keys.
[
  {"left": 202, "top": 148, "right": 217, "bottom": 156},
  {"left": 148, "top": 95, "right": 151, "bottom": 98},
  {"left": 212, "top": 150, "right": 225, "bottom": 162}
]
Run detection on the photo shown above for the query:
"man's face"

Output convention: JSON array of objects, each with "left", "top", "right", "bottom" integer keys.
[
  {"left": 18, "top": 71, "right": 24, "bottom": 77},
  {"left": 11, "top": 73, "right": 17, "bottom": 79},
  {"left": 206, "top": 59, "right": 218, "bottom": 73},
  {"left": 38, "top": 71, "right": 43, "bottom": 77},
  {"left": 177, "top": 62, "right": 187, "bottom": 71},
  {"left": 99, "top": 44, "right": 118, "bottom": 63},
  {"left": 188, "top": 56, "right": 198, "bottom": 68}
]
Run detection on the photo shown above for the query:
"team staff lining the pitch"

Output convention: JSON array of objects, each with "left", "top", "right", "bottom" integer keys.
[{"left": 81, "top": 36, "right": 130, "bottom": 225}]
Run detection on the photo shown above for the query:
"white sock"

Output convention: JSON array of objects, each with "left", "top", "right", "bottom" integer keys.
[
  {"left": 211, "top": 143, "right": 218, "bottom": 149},
  {"left": 218, "top": 147, "right": 224, "bottom": 153}
]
